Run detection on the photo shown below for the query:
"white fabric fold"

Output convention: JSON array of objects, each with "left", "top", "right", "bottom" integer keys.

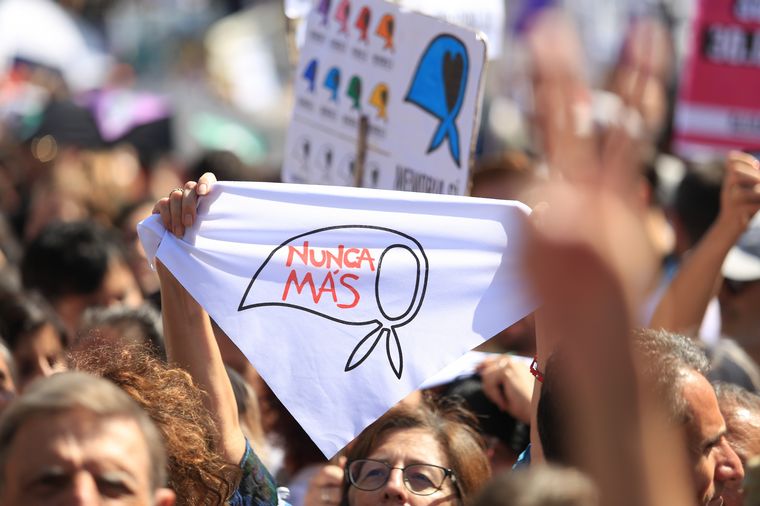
[{"left": 138, "top": 181, "right": 537, "bottom": 457}]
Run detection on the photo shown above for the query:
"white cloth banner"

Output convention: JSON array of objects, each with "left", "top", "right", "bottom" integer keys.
[{"left": 138, "top": 182, "right": 536, "bottom": 457}]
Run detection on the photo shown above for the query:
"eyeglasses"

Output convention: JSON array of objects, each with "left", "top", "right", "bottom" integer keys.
[{"left": 346, "top": 458, "right": 457, "bottom": 496}]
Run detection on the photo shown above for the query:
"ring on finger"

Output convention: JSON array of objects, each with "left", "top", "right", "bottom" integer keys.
[{"left": 168, "top": 187, "right": 184, "bottom": 198}]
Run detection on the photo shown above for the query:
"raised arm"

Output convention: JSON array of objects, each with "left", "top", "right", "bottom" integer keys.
[
  {"left": 153, "top": 173, "right": 247, "bottom": 464},
  {"left": 522, "top": 10, "right": 657, "bottom": 466},
  {"left": 518, "top": 13, "right": 699, "bottom": 506},
  {"left": 650, "top": 152, "right": 760, "bottom": 334}
]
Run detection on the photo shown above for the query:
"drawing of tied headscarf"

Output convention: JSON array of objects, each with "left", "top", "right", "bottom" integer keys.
[
  {"left": 324, "top": 67, "right": 341, "bottom": 102},
  {"left": 355, "top": 6, "right": 371, "bottom": 41},
  {"left": 317, "top": 0, "right": 331, "bottom": 25},
  {"left": 375, "top": 14, "right": 394, "bottom": 50},
  {"left": 405, "top": 34, "right": 469, "bottom": 167},
  {"left": 347, "top": 76, "right": 362, "bottom": 109},
  {"left": 239, "top": 226, "right": 429, "bottom": 379},
  {"left": 370, "top": 83, "right": 389, "bottom": 119},
  {"left": 303, "top": 59, "right": 318, "bottom": 92},
  {"left": 334, "top": 0, "right": 350, "bottom": 33}
]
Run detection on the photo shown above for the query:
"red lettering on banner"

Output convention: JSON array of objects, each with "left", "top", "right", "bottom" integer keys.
[
  {"left": 337, "top": 273, "right": 360, "bottom": 309},
  {"left": 282, "top": 242, "right": 376, "bottom": 309},
  {"left": 323, "top": 246, "right": 345, "bottom": 268},
  {"left": 285, "top": 241, "right": 375, "bottom": 272},
  {"left": 286, "top": 242, "right": 375, "bottom": 271},
  {"left": 344, "top": 248, "right": 361, "bottom": 268},
  {"left": 282, "top": 271, "right": 318, "bottom": 301},
  {"left": 357, "top": 248, "right": 376, "bottom": 271},
  {"left": 286, "top": 242, "right": 309, "bottom": 267},
  {"left": 317, "top": 271, "right": 338, "bottom": 303}
]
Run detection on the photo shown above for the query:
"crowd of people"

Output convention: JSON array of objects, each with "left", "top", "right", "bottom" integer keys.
[{"left": 1, "top": 1, "right": 760, "bottom": 505}]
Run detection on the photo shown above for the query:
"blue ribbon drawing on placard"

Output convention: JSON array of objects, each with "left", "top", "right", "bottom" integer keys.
[
  {"left": 303, "top": 59, "right": 318, "bottom": 92},
  {"left": 238, "top": 226, "right": 429, "bottom": 379},
  {"left": 405, "top": 34, "right": 469, "bottom": 167},
  {"left": 324, "top": 67, "right": 341, "bottom": 102}
]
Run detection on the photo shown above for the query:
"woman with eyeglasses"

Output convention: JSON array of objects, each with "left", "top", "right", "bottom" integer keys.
[{"left": 339, "top": 398, "right": 491, "bottom": 506}]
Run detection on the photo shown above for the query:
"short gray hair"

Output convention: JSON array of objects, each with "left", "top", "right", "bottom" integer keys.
[
  {"left": 0, "top": 372, "right": 168, "bottom": 490},
  {"left": 633, "top": 328, "right": 710, "bottom": 424},
  {"left": 715, "top": 382, "right": 760, "bottom": 413}
]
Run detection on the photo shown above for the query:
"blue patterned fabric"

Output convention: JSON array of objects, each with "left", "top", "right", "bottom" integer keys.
[{"left": 228, "top": 439, "right": 279, "bottom": 506}]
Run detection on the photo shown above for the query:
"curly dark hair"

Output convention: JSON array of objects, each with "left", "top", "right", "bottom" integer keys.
[{"left": 68, "top": 341, "right": 240, "bottom": 506}]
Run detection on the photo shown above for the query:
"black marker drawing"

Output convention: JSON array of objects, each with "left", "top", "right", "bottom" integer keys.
[
  {"left": 338, "top": 153, "right": 356, "bottom": 185},
  {"left": 368, "top": 163, "right": 380, "bottom": 187},
  {"left": 291, "top": 137, "right": 312, "bottom": 180},
  {"left": 238, "top": 225, "right": 429, "bottom": 379},
  {"left": 293, "top": 137, "right": 311, "bottom": 166},
  {"left": 315, "top": 144, "right": 334, "bottom": 178}
]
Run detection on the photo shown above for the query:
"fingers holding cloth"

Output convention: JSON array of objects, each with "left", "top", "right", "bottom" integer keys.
[{"left": 153, "top": 172, "right": 217, "bottom": 238}]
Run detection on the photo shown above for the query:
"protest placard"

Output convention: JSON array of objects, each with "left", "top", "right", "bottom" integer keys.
[
  {"left": 286, "top": 0, "right": 504, "bottom": 58},
  {"left": 138, "top": 182, "right": 536, "bottom": 456},
  {"left": 674, "top": 0, "right": 760, "bottom": 157},
  {"left": 281, "top": 0, "right": 486, "bottom": 195}
]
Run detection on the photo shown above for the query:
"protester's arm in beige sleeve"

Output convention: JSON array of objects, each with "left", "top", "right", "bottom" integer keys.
[{"left": 651, "top": 152, "right": 760, "bottom": 334}]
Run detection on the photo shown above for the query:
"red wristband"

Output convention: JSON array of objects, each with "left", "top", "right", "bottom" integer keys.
[{"left": 530, "top": 356, "right": 544, "bottom": 383}]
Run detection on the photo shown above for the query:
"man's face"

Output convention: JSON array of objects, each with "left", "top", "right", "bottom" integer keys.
[
  {"left": 682, "top": 371, "right": 744, "bottom": 506},
  {"left": 0, "top": 409, "right": 173, "bottom": 506},
  {"left": 13, "top": 323, "right": 66, "bottom": 390}
]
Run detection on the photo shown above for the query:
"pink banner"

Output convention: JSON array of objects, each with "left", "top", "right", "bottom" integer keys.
[{"left": 675, "top": 0, "right": 760, "bottom": 156}]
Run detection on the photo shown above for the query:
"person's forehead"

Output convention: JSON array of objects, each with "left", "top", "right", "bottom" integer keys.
[
  {"left": 725, "top": 405, "right": 760, "bottom": 430},
  {"left": 682, "top": 371, "right": 725, "bottom": 440},
  {"left": 102, "top": 258, "right": 137, "bottom": 288},
  {"left": 16, "top": 323, "right": 64, "bottom": 354},
  {"left": 369, "top": 427, "right": 449, "bottom": 467},
  {"left": 8, "top": 409, "right": 152, "bottom": 474},
  {"left": 724, "top": 405, "right": 760, "bottom": 460}
]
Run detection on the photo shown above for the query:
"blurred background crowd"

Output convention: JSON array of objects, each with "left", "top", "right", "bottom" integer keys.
[{"left": 2, "top": 0, "right": 760, "bottom": 505}]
